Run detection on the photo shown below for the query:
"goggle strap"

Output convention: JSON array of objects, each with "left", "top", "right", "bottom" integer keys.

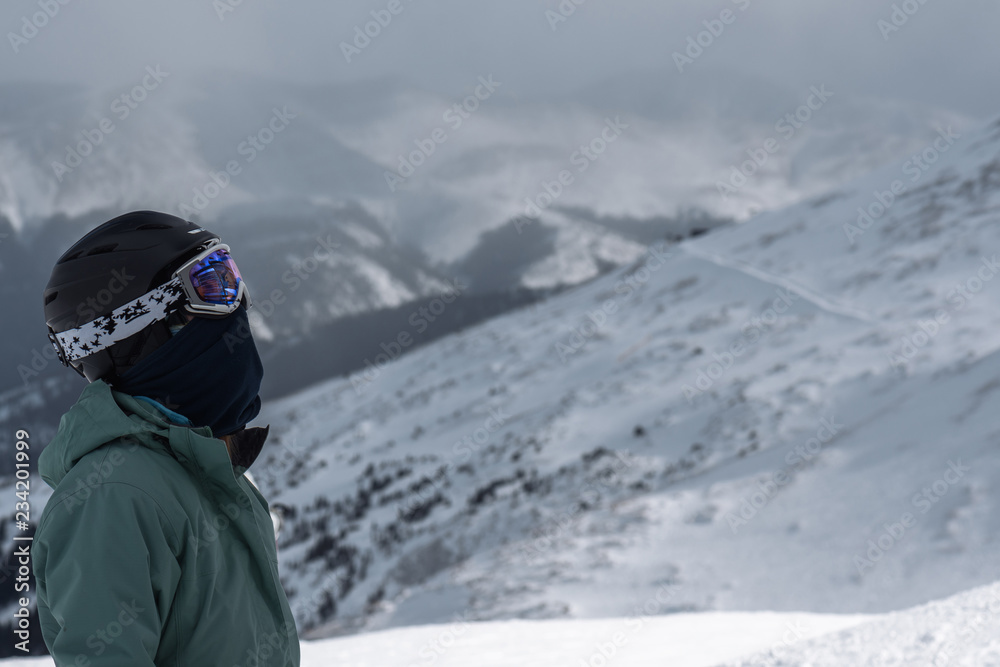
[{"left": 52, "top": 277, "right": 186, "bottom": 363}]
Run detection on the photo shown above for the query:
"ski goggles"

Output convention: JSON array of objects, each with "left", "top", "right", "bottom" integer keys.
[
  {"left": 176, "top": 243, "right": 253, "bottom": 316},
  {"left": 50, "top": 241, "right": 253, "bottom": 364}
]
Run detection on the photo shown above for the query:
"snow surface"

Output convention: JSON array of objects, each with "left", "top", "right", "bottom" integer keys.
[
  {"left": 0, "top": 610, "right": 871, "bottom": 666},
  {"left": 16, "top": 582, "right": 1000, "bottom": 664},
  {"left": 10, "top": 581, "right": 1000, "bottom": 666},
  {"left": 719, "top": 582, "right": 1000, "bottom": 666}
]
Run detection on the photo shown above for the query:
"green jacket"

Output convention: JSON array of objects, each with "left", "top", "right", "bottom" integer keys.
[{"left": 33, "top": 379, "right": 300, "bottom": 666}]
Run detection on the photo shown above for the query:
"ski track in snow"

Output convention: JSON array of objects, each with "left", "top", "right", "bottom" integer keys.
[{"left": 680, "top": 242, "right": 878, "bottom": 324}]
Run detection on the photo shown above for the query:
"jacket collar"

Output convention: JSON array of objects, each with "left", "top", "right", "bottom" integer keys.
[
  {"left": 112, "top": 387, "right": 267, "bottom": 477},
  {"left": 39, "top": 380, "right": 266, "bottom": 491}
]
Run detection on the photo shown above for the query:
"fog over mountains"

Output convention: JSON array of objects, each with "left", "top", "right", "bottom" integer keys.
[{"left": 0, "top": 68, "right": 961, "bottom": 407}]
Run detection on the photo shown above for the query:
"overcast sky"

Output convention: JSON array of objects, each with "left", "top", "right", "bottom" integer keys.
[{"left": 0, "top": 0, "right": 996, "bottom": 118}]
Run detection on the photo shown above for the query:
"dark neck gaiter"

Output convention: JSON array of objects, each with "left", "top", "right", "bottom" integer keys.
[{"left": 114, "top": 305, "right": 264, "bottom": 437}]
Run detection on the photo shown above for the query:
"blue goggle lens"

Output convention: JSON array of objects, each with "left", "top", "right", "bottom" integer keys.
[{"left": 188, "top": 249, "right": 244, "bottom": 306}]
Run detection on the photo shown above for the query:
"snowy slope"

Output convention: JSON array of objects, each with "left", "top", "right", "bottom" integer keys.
[
  {"left": 12, "top": 583, "right": 1000, "bottom": 665},
  {"left": 0, "top": 610, "right": 870, "bottom": 666},
  {"left": 720, "top": 581, "right": 1000, "bottom": 666},
  {"left": 235, "top": 112, "right": 1000, "bottom": 639}
]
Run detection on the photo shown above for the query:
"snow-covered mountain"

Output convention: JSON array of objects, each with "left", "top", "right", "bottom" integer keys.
[
  {"left": 0, "top": 70, "right": 745, "bottom": 349},
  {"left": 0, "top": 70, "right": 970, "bottom": 272},
  {"left": 321, "top": 67, "right": 973, "bottom": 263},
  {"left": 230, "top": 112, "right": 1000, "bottom": 639},
  {"left": 0, "top": 73, "right": 711, "bottom": 283},
  {"left": 208, "top": 201, "right": 456, "bottom": 340}
]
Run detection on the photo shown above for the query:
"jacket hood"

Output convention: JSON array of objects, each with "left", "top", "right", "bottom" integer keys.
[{"left": 39, "top": 379, "right": 257, "bottom": 490}]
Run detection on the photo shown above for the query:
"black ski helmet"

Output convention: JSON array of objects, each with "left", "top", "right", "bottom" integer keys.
[{"left": 43, "top": 211, "right": 227, "bottom": 384}]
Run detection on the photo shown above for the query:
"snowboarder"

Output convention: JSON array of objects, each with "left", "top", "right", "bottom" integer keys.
[{"left": 32, "top": 211, "right": 300, "bottom": 665}]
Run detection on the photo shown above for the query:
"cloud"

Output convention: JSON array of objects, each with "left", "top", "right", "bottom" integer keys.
[{"left": 0, "top": 0, "right": 995, "bottom": 117}]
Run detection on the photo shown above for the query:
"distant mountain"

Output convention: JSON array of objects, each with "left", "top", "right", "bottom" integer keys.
[
  {"left": 219, "top": 113, "right": 1000, "bottom": 638},
  {"left": 0, "top": 69, "right": 972, "bottom": 256},
  {"left": 564, "top": 66, "right": 974, "bottom": 220},
  {"left": 449, "top": 209, "right": 728, "bottom": 293},
  {"left": 0, "top": 75, "right": 389, "bottom": 229}
]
